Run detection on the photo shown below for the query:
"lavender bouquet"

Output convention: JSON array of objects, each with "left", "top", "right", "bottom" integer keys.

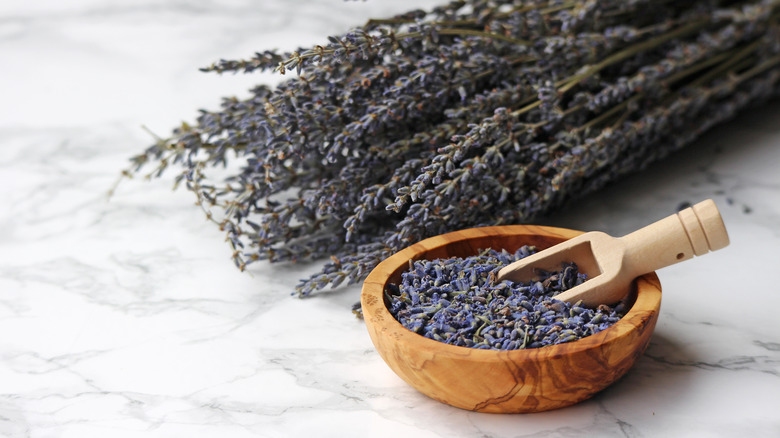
[{"left": 125, "top": 0, "right": 780, "bottom": 296}]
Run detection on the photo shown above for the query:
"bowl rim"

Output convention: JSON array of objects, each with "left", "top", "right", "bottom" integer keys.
[{"left": 361, "top": 224, "right": 662, "bottom": 361}]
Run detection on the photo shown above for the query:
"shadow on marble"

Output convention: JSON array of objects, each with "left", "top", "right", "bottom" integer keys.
[{"left": 593, "top": 331, "right": 699, "bottom": 399}]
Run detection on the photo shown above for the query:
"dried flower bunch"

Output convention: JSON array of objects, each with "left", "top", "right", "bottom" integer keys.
[
  {"left": 126, "top": 0, "right": 780, "bottom": 296},
  {"left": 387, "top": 247, "right": 626, "bottom": 350}
]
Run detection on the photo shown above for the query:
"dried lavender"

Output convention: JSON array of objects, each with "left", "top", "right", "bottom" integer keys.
[
  {"left": 387, "top": 247, "right": 625, "bottom": 350},
  {"left": 123, "top": 0, "right": 780, "bottom": 299}
]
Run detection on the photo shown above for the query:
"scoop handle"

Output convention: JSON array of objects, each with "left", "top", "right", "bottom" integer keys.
[{"left": 619, "top": 199, "right": 729, "bottom": 277}]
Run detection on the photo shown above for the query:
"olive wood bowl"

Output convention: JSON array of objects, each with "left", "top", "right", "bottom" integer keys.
[{"left": 361, "top": 225, "right": 662, "bottom": 413}]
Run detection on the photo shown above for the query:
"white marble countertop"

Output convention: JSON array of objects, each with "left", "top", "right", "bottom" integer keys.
[{"left": 2, "top": 1, "right": 779, "bottom": 436}]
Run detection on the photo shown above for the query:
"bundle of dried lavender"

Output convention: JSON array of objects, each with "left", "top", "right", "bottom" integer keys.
[{"left": 125, "top": 0, "right": 780, "bottom": 296}]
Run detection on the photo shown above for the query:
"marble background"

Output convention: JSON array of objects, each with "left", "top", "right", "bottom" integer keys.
[{"left": 1, "top": 1, "right": 779, "bottom": 436}]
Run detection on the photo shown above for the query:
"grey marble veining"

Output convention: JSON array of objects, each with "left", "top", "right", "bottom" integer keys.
[{"left": 1, "top": 1, "right": 779, "bottom": 437}]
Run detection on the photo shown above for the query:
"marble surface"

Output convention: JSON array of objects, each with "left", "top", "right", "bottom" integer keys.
[{"left": 2, "top": 1, "right": 779, "bottom": 436}]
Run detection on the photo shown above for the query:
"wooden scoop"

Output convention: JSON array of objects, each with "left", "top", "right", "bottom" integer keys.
[{"left": 496, "top": 199, "right": 729, "bottom": 307}]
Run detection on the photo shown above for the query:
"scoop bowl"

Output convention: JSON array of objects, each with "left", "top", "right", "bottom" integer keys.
[{"left": 361, "top": 225, "right": 662, "bottom": 413}]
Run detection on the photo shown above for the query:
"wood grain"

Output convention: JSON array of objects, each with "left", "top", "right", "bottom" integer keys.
[{"left": 361, "top": 225, "right": 662, "bottom": 413}]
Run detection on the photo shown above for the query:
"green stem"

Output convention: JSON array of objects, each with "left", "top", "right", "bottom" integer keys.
[
  {"left": 505, "top": 19, "right": 715, "bottom": 120},
  {"left": 729, "top": 53, "right": 780, "bottom": 85},
  {"left": 663, "top": 47, "right": 740, "bottom": 85},
  {"left": 510, "top": 99, "right": 542, "bottom": 117},
  {"left": 537, "top": 1, "right": 579, "bottom": 16},
  {"left": 575, "top": 39, "right": 764, "bottom": 133},
  {"left": 556, "top": 19, "right": 710, "bottom": 93},
  {"left": 576, "top": 94, "right": 643, "bottom": 134},
  {"left": 686, "top": 37, "right": 764, "bottom": 88}
]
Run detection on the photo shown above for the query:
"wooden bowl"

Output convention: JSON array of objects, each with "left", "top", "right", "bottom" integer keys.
[{"left": 361, "top": 225, "right": 662, "bottom": 413}]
